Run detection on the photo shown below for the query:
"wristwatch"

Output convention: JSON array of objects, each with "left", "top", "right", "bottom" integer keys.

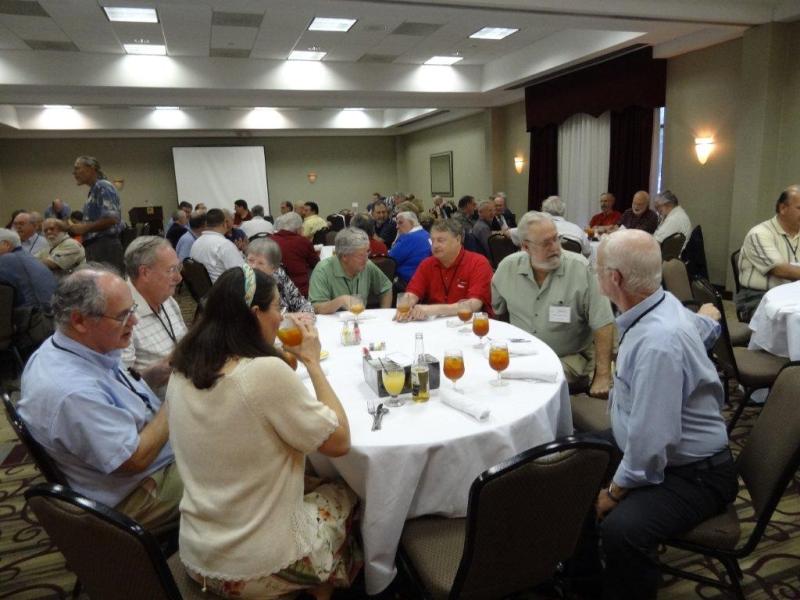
[{"left": 606, "top": 483, "right": 623, "bottom": 503}]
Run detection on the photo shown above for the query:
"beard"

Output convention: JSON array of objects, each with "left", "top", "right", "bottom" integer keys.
[{"left": 531, "top": 254, "right": 561, "bottom": 272}]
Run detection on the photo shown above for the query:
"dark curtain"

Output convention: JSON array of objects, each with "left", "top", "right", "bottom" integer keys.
[
  {"left": 608, "top": 106, "right": 655, "bottom": 213},
  {"left": 528, "top": 124, "right": 558, "bottom": 211}
]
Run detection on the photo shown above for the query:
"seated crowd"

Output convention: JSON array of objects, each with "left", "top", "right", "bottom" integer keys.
[{"left": 5, "top": 172, "right": 800, "bottom": 600}]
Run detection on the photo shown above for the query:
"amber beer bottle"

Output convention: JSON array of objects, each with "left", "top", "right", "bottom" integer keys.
[{"left": 411, "top": 332, "right": 430, "bottom": 402}]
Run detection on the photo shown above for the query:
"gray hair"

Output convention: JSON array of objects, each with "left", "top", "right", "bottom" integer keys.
[
  {"left": 0, "top": 228, "right": 21, "bottom": 248},
  {"left": 29, "top": 211, "right": 43, "bottom": 225},
  {"left": 42, "top": 217, "right": 68, "bottom": 232},
  {"left": 75, "top": 155, "right": 105, "bottom": 179},
  {"left": 430, "top": 218, "right": 464, "bottom": 240},
  {"left": 599, "top": 230, "right": 662, "bottom": 295},
  {"left": 251, "top": 204, "right": 265, "bottom": 217},
  {"left": 247, "top": 237, "right": 282, "bottom": 267},
  {"left": 517, "top": 210, "right": 554, "bottom": 235},
  {"left": 124, "top": 235, "right": 171, "bottom": 280},
  {"left": 654, "top": 190, "right": 679, "bottom": 207},
  {"left": 51, "top": 265, "right": 115, "bottom": 329},
  {"left": 334, "top": 227, "right": 369, "bottom": 256},
  {"left": 396, "top": 211, "right": 419, "bottom": 226},
  {"left": 275, "top": 211, "right": 303, "bottom": 232},
  {"left": 541, "top": 196, "right": 565, "bottom": 217}
]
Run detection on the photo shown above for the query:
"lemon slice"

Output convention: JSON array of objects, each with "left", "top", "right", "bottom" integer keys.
[{"left": 320, "top": 350, "right": 330, "bottom": 361}]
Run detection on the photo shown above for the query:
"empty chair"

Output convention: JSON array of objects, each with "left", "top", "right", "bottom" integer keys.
[
  {"left": 180, "top": 259, "right": 212, "bottom": 303},
  {"left": 661, "top": 259, "right": 693, "bottom": 303},
  {"left": 25, "top": 483, "right": 204, "bottom": 600},
  {"left": 660, "top": 232, "right": 685, "bottom": 261},
  {"left": 560, "top": 237, "right": 583, "bottom": 254},
  {"left": 399, "top": 436, "right": 616, "bottom": 599},
  {"left": 487, "top": 234, "right": 518, "bottom": 269},
  {"left": 368, "top": 255, "right": 397, "bottom": 307},
  {"left": 658, "top": 362, "right": 800, "bottom": 600}
]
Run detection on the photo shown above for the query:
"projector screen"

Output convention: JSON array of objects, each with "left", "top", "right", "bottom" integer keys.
[{"left": 172, "top": 146, "right": 269, "bottom": 213}]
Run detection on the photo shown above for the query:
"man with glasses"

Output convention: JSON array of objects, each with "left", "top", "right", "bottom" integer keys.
[
  {"left": 122, "top": 237, "right": 187, "bottom": 400},
  {"left": 18, "top": 266, "right": 181, "bottom": 530},
  {"left": 491, "top": 211, "right": 614, "bottom": 396}
]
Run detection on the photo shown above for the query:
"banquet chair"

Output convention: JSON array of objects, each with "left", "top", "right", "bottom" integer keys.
[
  {"left": 487, "top": 234, "right": 517, "bottom": 269},
  {"left": 659, "top": 232, "right": 685, "bottom": 261},
  {"left": 730, "top": 249, "right": 742, "bottom": 296},
  {"left": 691, "top": 278, "right": 787, "bottom": 432},
  {"left": 398, "top": 436, "right": 616, "bottom": 600},
  {"left": 680, "top": 225, "right": 709, "bottom": 280},
  {"left": 312, "top": 227, "right": 330, "bottom": 246},
  {"left": 369, "top": 256, "right": 397, "bottom": 307},
  {"left": 560, "top": 237, "right": 583, "bottom": 254},
  {"left": 25, "top": 483, "right": 204, "bottom": 600},
  {"left": 0, "top": 284, "right": 24, "bottom": 376},
  {"left": 180, "top": 259, "right": 212, "bottom": 304},
  {"left": 324, "top": 229, "right": 338, "bottom": 246},
  {"left": 661, "top": 259, "right": 693, "bottom": 303},
  {"left": 658, "top": 362, "right": 800, "bottom": 600},
  {"left": 570, "top": 393, "right": 610, "bottom": 433}
]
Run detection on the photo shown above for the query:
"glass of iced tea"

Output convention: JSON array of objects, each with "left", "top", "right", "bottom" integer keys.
[
  {"left": 349, "top": 293, "right": 365, "bottom": 322},
  {"left": 276, "top": 316, "right": 303, "bottom": 347},
  {"left": 443, "top": 349, "right": 465, "bottom": 391},
  {"left": 457, "top": 300, "right": 472, "bottom": 324},
  {"left": 472, "top": 312, "right": 489, "bottom": 348},
  {"left": 381, "top": 365, "right": 406, "bottom": 407},
  {"left": 396, "top": 293, "right": 412, "bottom": 321},
  {"left": 488, "top": 340, "right": 510, "bottom": 386}
]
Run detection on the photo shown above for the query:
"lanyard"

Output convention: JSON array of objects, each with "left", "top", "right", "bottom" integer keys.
[
  {"left": 51, "top": 339, "right": 155, "bottom": 413},
  {"left": 438, "top": 251, "right": 465, "bottom": 300},
  {"left": 26, "top": 233, "right": 40, "bottom": 253},
  {"left": 151, "top": 304, "right": 176, "bottom": 343},
  {"left": 783, "top": 235, "right": 799, "bottom": 262},
  {"left": 617, "top": 293, "right": 666, "bottom": 349}
]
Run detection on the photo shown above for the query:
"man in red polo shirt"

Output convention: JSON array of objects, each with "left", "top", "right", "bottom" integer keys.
[
  {"left": 588, "top": 192, "right": 622, "bottom": 233},
  {"left": 396, "top": 218, "right": 493, "bottom": 321}
]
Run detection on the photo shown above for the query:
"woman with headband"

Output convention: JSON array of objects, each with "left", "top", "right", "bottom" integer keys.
[{"left": 167, "top": 264, "right": 360, "bottom": 600}]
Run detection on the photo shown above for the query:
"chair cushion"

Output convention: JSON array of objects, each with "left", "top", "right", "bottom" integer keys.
[
  {"left": 727, "top": 320, "right": 751, "bottom": 347},
  {"left": 167, "top": 553, "right": 208, "bottom": 599},
  {"left": 570, "top": 394, "right": 610, "bottom": 433},
  {"left": 733, "top": 348, "right": 789, "bottom": 388},
  {"left": 401, "top": 517, "right": 466, "bottom": 600},
  {"left": 674, "top": 504, "right": 741, "bottom": 550}
]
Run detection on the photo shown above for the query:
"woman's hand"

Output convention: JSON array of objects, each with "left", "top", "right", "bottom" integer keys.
[{"left": 285, "top": 313, "right": 322, "bottom": 366}]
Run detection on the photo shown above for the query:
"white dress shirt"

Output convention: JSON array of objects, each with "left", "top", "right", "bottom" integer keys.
[
  {"left": 190, "top": 230, "right": 244, "bottom": 282},
  {"left": 21, "top": 233, "right": 49, "bottom": 256},
  {"left": 240, "top": 216, "right": 274, "bottom": 239},
  {"left": 653, "top": 205, "right": 692, "bottom": 247},
  {"left": 551, "top": 216, "right": 591, "bottom": 256}
]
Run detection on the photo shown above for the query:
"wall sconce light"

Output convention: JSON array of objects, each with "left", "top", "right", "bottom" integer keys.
[
  {"left": 694, "top": 137, "right": 714, "bottom": 165},
  {"left": 112, "top": 178, "right": 125, "bottom": 191},
  {"left": 514, "top": 155, "right": 525, "bottom": 174},
  {"left": 307, "top": 171, "right": 317, "bottom": 184}
]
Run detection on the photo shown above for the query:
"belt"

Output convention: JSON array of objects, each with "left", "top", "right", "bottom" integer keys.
[
  {"left": 671, "top": 448, "right": 733, "bottom": 472},
  {"left": 83, "top": 234, "right": 120, "bottom": 247}
]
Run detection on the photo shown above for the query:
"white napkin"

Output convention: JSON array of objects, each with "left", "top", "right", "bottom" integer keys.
[
  {"left": 501, "top": 356, "right": 559, "bottom": 383},
  {"left": 439, "top": 389, "right": 490, "bottom": 422},
  {"left": 337, "top": 311, "right": 376, "bottom": 321},
  {"left": 481, "top": 340, "right": 538, "bottom": 357}
]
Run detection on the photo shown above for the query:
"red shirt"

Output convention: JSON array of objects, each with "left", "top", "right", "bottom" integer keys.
[
  {"left": 369, "top": 237, "right": 388, "bottom": 257},
  {"left": 589, "top": 211, "right": 622, "bottom": 227},
  {"left": 271, "top": 230, "right": 319, "bottom": 296},
  {"left": 406, "top": 248, "right": 494, "bottom": 316}
]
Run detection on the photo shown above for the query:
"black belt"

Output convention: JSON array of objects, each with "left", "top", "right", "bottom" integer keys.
[
  {"left": 83, "top": 235, "right": 120, "bottom": 247},
  {"left": 670, "top": 448, "right": 733, "bottom": 473}
]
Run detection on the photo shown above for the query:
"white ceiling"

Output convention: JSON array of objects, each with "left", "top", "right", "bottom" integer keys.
[{"left": 0, "top": 0, "right": 797, "bottom": 137}]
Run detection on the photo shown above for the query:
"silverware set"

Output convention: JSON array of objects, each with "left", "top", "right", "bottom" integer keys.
[{"left": 371, "top": 403, "right": 389, "bottom": 431}]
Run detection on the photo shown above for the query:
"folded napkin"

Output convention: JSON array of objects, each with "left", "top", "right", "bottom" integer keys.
[
  {"left": 439, "top": 389, "right": 490, "bottom": 422},
  {"left": 481, "top": 340, "right": 538, "bottom": 357},
  {"left": 501, "top": 356, "right": 559, "bottom": 383}
]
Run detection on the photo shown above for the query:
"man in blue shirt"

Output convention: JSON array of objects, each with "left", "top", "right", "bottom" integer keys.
[
  {"left": 389, "top": 211, "right": 431, "bottom": 285},
  {"left": 18, "top": 267, "right": 181, "bottom": 530},
  {"left": 176, "top": 210, "right": 207, "bottom": 262},
  {"left": 0, "top": 228, "right": 56, "bottom": 308},
  {"left": 591, "top": 229, "right": 737, "bottom": 598}
]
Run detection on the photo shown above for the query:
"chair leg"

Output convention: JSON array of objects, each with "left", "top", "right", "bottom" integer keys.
[
  {"left": 72, "top": 578, "right": 82, "bottom": 599},
  {"left": 719, "top": 556, "right": 745, "bottom": 600},
  {"left": 726, "top": 388, "right": 754, "bottom": 434}
]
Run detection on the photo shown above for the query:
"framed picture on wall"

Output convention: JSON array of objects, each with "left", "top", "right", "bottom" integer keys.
[{"left": 430, "top": 151, "right": 453, "bottom": 197}]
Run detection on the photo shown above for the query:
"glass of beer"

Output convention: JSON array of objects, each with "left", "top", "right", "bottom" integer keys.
[
  {"left": 472, "top": 312, "right": 489, "bottom": 348},
  {"left": 381, "top": 365, "right": 406, "bottom": 407},
  {"left": 349, "top": 293, "right": 365, "bottom": 322},
  {"left": 443, "top": 349, "right": 465, "bottom": 391},
  {"left": 396, "top": 293, "right": 412, "bottom": 321},
  {"left": 488, "top": 340, "right": 510, "bottom": 386},
  {"left": 457, "top": 300, "right": 472, "bottom": 323},
  {"left": 276, "top": 316, "right": 303, "bottom": 347}
]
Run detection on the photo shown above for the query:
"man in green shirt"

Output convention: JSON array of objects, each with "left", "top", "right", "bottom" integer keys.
[
  {"left": 492, "top": 211, "right": 615, "bottom": 396},
  {"left": 309, "top": 227, "right": 392, "bottom": 314}
]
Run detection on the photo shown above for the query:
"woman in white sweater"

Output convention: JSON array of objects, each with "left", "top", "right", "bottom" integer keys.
[{"left": 167, "top": 264, "right": 360, "bottom": 599}]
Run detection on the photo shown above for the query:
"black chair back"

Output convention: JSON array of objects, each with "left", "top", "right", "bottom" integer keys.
[
  {"left": 368, "top": 256, "right": 397, "bottom": 307},
  {"left": 487, "top": 234, "right": 517, "bottom": 269},
  {"left": 312, "top": 228, "right": 330, "bottom": 246},
  {"left": 560, "top": 237, "right": 582, "bottom": 254},
  {"left": 180, "top": 259, "right": 212, "bottom": 303},
  {"left": 730, "top": 249, "right": 742, "bottom": 295},
  {"left": 2, "top": 389, "right": 69, "bottom": 485},
  {"left": 660, "top": 232, "right": 685, "bottom": 261},
  {"left": 0, "top": 283, "right": 15, "bottom": 349},
  {"left": 681, "top": 226, "right": 709, "bottom": 280},
  {"left": 691, "top": 277, "right": 738, "bottom": 380},
  {"left": 248, "top": 232, "right": 270, "bottom": 242}
]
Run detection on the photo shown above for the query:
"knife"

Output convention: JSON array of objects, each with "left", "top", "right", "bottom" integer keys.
[{"left": 371, "top": 404, "right": 388, "bottom": 431}]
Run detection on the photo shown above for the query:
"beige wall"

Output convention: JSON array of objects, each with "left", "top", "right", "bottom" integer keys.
[
  {"left": 0, "top": 136, "right": 398, "bottom": 225},
  {"left": 495, "top": 102, "right": 530, "bottom": 219}
]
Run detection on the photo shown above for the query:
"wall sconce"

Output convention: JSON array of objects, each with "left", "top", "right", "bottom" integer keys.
[
  {"left": 694, "top": 137, "right": 714, "bottom": 165},
  {"left": 112, "top": 178, "right": 125, "bottom": 191},
  {"left": 307, "top": 171, "right": 317, "bottom": 184},
  {"left": 513, "top": 155, "right": 525, "bottom": 174}
]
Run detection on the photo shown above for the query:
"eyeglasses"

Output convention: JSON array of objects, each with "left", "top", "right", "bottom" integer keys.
[
  {"left": 523, "top": 235, "right": 560, "bottom": 249},
  {"left": 98, "top": 303, "right": 138, "bottom": 328},
  {"left": 165, "top": 264, "right": 183, "bottom": 275}
]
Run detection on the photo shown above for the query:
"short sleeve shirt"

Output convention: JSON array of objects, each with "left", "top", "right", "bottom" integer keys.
[
  {"left": 589, "top": 210, "right": 621, "bottom": 228},
  {"left": 302, "top": 214, "right": 328, "bottom": 239},
  {"left": 491, "top": 250, "right": 614, "bottom": 356},
  {"left": 308, "top": 256, "right": 391, "bottom": 305},
  {"left": 83, "top": 179, "right": 123, "bottom": 242},
  {"left": 739, "top": 216, "right": 800, "bottom": 291},
  {"left": 36, "top": 236, "right": 86, "bottom": 272},
  {"left": 406, "top": 249, "right": 494, "bottom": 315}
]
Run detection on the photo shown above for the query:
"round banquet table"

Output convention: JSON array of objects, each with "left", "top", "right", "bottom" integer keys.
[
  {"left": 304, "top": 309, "right": 573, "bottom": 594},
  {"left": 748, "top": 280, "right": 800, "bottom": 360}
]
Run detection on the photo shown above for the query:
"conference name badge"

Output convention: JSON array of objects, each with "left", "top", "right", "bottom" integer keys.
[{"left": 549, "top": 306, "right": 571, "bottom": 323}]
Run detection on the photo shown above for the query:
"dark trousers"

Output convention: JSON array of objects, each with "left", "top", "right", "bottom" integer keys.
[{"left": 84, "top": 236, "right": 124, "bottom": 275}]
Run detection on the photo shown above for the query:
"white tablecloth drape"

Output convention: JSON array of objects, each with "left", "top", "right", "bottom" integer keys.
[
  {"left": 306, "top": 309, "right": 572, "bottom": 594},
  {"left": 748, "top": 280, "right": 800, "bottom": 360}
]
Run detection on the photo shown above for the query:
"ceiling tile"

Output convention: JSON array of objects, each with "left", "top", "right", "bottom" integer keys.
[
  {"left": 38, "top": 0, "right": 121, "bottom": 53},
  {"left": 211, "top": 24, "right": 257, "bottom": 50},
  {"left": 0, "top": 14, "right": 64, "bottom": 40},
  {"left": 0, "top": 21, "right": 27, "bottom": 48},
  {"left": 0, "top": 0, "right": 47, "bottom": 17},
  {"left": 358, "top": 53, "right": 397, "bottom": 63}
]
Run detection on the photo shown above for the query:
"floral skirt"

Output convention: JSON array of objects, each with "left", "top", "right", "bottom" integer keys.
[{"left": 187, "top": 479, "right": 362, "bottom": 599}]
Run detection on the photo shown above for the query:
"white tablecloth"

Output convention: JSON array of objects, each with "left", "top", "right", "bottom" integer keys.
[
  {"left": 306, "top": 309, "right": 572, "bottom": 593},
  {"left": 748, "top": 280, "right": 800, "bottom": 360},
  {"left": 319, "top": 245, "right": 335, "bottom": 260}
]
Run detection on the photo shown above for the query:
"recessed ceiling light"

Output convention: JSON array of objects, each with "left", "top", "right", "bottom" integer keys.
[
  {"left": 124, "top": 44, "right": 166, "bottom": 56},
  {"left": 104, "top": 7, "right": 158, "bottom": 23},
  {"left": 253, "top": 107, "right": 277, "bottom": 111},
  {"left": 155, "top": 106, "right": 179, "bottom": 111},
  {"left": 424, "top": 56, "right": 463, "bottom": 66},
  {"left": 43, "top": 104, "right": 72, "bottom": 109},
  {"left": 288, "top": 50, "right": 327, "bottom": 61},
  {"left": 308, "top": 17, "right": 356, "bottom": 32},
  {"left": 343, "top": 107, "right": 365, "bottom": 111},
  {"left": 469, "top": 27, "right": 518, "bottom": 40}
]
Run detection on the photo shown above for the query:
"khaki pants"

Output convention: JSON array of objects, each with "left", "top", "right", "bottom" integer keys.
[
  {"left": 561, "top": 348, "right": 595, "bottom": 393},
  {"left": 115, "top": 463, "right": 183, "bottom": 531}
]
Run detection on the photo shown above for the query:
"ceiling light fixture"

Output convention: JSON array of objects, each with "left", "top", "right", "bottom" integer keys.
[
  {"left": 43, "top": 104, "right": 72, "bottom": 109},
  {"left": 124, "top": 44, "right": 166, "bottom": 56},
  {"left": 104, "top": 7, "right": 158, "bottom": 23},
  {"left": 309, "top": 17, "right": 356, "bottom": 32},
  {"left": 155, "top": 106, "right": 179, "bottom": 111},
  {"left": 424, "top": 56, "right": 463, "bottom": 66},
  {"left": 343, "top": 107, "right": 365, "bottom": 111},
  {"left": 288, "top": 50, "right": 327, "bottom": 61},
  {"left": 253, "top": 106, "right": 277, "bottom": 111},
  {"left": 470, "top": 27, "right": 518, "bottom": 40}
]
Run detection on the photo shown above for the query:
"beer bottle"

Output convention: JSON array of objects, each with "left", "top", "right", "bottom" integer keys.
[{"left": 411, "top": 332, "right": 430, "bottom": 402}]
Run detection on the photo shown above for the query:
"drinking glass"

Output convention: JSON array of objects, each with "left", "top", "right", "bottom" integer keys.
[
  {"left": 488, "top": 340, "right": 510, "bottom": 386},
  {"left": 457, "top": 300, "right": 473, "bottom": 324},
  {"left": 349, "top": 293, "right": 365, "bottom": 322},
  {"left": 396, "top": 293, "right": 412, "bottom": 320},
  {"left": 443, "top": 349, "right": 465, "bottom": 391},
  {"left": 381, "top": 366, "right": 406, "bottom": 407},
  {"left": 472, "top": 312, "right": 489, "bottom": 348},
  {"left": 276, "top": 316, "right": 303, "bottom": 347}
]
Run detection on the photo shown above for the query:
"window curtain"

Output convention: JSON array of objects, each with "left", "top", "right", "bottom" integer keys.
[
  {"left": 608, "top": 105, "right": 655, "bottom": 213},
  {"left": 528, "top": 124, "right": 558, "bottom": 211},
  {"left": 557, "top": 112, "right": 610, "bottom": 228}
]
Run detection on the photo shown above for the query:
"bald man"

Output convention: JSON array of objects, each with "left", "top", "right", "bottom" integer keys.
[{"left": 618, "top": 191, "right": 658, "bottom": 234}]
